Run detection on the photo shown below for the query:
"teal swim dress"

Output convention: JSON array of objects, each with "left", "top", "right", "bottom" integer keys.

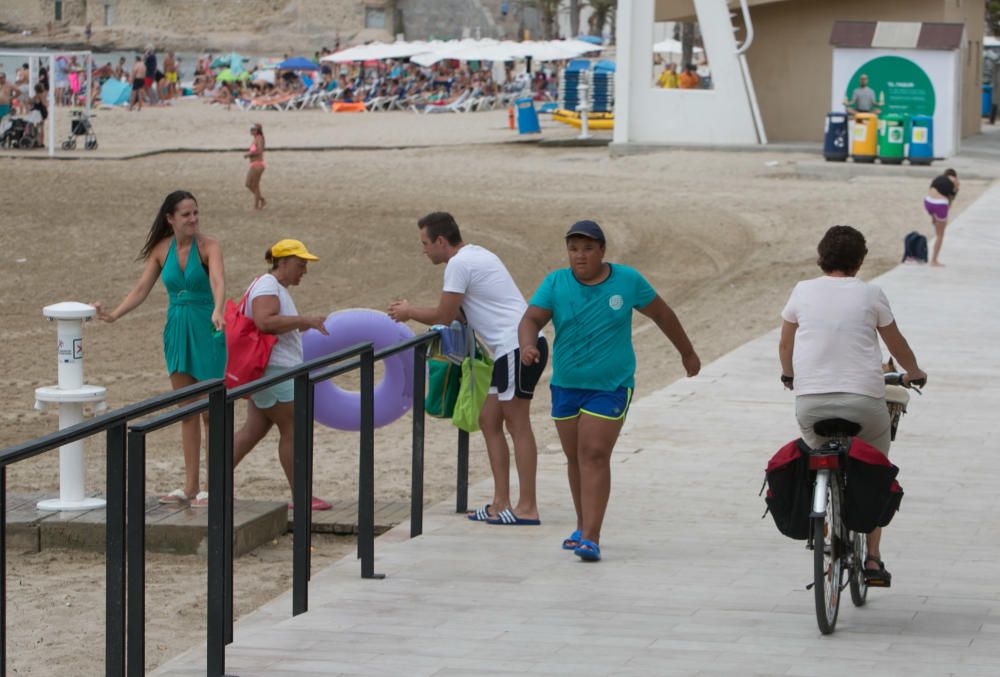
[{"left": 161, "top": 238, "right": 226, "bottom": 380}]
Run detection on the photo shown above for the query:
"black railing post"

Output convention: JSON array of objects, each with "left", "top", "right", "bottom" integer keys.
[
  {"left": 223, "top": 399, "right": 235, "bottom": 646},
  {"left": 292, "top": 373, "right": 313, "bottom": 615},
  {"left": 306, "top": 386, "right": 314, "bottom": 582},
  {"left": 358, "top": 348, "right": 384, "bottom": 579},
  {"left": 2, "top": 465, "right": 6, "bottom": 677},
  {"left": 410, "top": 343, "right": 427, "bottom": 537},
  {"left": 125, "top": 429, "right": 146, "bottom": 677},
  {"left": 206, "top": 388, "right": 227, "bottom": 677},
  {"left": 105, "top": 423, "right": 126, "bottom": 677},
  {"left": 456, "top": 429, "right": 469, "bottom": 514}
]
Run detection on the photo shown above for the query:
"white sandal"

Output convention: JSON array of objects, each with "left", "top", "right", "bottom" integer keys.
[
  {"left": 190, "top": 491, "right": 209, "bottom": 508},
  {"left": 158, "top": 488, "right": 193, "bottom": 505}
]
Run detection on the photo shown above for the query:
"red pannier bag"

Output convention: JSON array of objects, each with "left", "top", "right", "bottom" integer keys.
[
  {"left": 762, "top": 439, "right": 813, "bottom": 540},
  {"left": 843, "top": 438, "right": 903, "bottom": 534},
  {"left": 223, "top": 277, "right": 277, "bottom": 389}
]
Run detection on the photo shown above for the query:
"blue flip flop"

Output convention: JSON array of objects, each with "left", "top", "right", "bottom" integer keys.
[
  {"left": 486, "top": 508, "right": 541, "bottom": 526},
  {"left": 574, "top": 539, "right": 601, "bottom": 562},
  {"left": 467, "top": 504, "right": 493, "bottom": 522},
  {"left": 562, "top": 530, "right": 582, "bottom": 550}
]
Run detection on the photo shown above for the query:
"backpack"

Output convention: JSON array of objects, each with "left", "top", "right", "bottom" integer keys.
[
  {"left": 762, "top": 439, "right": 813, "bottom": 540},
  {"left": 902, "top": 231, "right": 928, "bottom": 263}
]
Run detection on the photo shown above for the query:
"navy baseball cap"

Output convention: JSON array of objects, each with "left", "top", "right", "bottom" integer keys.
[{"left": 565, "top": 220, "right": 605, "bottom": 243}]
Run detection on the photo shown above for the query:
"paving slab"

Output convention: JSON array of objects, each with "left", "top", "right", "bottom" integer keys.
[
  {"left": 155, "top": 184, "right": 1000, "bottom": 674},
  {"left": 5, "top": 493, "right": 287, "bottom": 556}
]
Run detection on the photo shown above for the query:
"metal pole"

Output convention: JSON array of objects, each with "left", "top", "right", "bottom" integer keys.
[
  {"left": 223, "top": 400, "right": 234, "bottom": 645},
  {"left": 292, "top": 373, "right": 312, "bottom": 614},
  {"left": 125, "top": 430, "right": 146, "bottom": 677},
  {"left": 456, "top": 429, "right": 469, "bottom": 514},
  {"left": 1, "top": 465, "right": 6, "bottom": 677},
  {"left": 85, "top": 52, "right": 92, "bottom": 120},
  {"left": 410, "top": 343, "right": 427, "bottom": 538},
  {"left": 47, "top": 56, "right": 55, "bottom": 158},
  {"left": 206, "top": 389, "right": 227, "bottom": 677},
  {"left": 358, "top": 348, "right": 384, "bottom": 579},
  {"left": 105, "top": 423, "right": 126, "bottom": 677}
]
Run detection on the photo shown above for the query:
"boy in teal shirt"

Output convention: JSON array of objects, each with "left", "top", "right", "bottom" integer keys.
[{"left": 519, "top": 220, "right": 700, "bottom": 561}]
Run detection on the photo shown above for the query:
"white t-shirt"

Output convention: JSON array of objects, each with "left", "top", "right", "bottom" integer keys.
[
  {"left": 245, "top": 274, "right": 302, "bottom": 368},
  {"left": 781, "top": 276, "right": 894, "bottom": 399},
  {"left": 442, "top": 244, "right": 527, "bottom": 357}
]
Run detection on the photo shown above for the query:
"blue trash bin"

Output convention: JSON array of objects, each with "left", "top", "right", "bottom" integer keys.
[
  {"left": 983, "top": 85, "right": 993, "bottom": 117},
  {"left": 908, "top": 114, "right": 934, "bottom": 165},
  {"left": 823, "top": 112, "right": 848, "bottom": 161},
  {"left": 516, "top": 97, "right": 541, "bottom": 134}
]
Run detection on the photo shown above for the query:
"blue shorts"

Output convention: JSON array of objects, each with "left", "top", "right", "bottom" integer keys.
[
  {"left": 251, "top": 365, "right": 295, "bottom": 409},
  {"left": 550, "top": 384, "right": 633, "bottom": 421}
]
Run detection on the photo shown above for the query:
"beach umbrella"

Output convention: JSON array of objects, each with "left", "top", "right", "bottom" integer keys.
[
  {"left": 653, "top": 38, "right": 703, "bottom": 54},
  {"left": 100, "top": 77, "right": 130, "bottom": 106},
  {"left": 276, "top": 57, "right": 319, "bottom": 71},
  {"left": 575, "top": 34, "right": 603, "bottom": 45}
]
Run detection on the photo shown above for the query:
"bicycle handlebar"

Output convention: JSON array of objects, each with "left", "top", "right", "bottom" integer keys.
[{"left": 884, "top": 372, "right": 925, "bottom": 392}]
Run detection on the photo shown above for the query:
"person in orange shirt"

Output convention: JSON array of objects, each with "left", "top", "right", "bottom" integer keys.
[{"left": 678, "top": 63, "right": 700, "bottom": 89}]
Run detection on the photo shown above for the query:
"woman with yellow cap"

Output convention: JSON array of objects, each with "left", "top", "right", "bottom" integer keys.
[{"left": 232, "top": 239, "right": 333, "bottom": 510}]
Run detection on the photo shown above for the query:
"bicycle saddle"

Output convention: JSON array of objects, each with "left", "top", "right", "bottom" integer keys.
[{"left": 813, "top": 418, "right": 861, "bottom": 438}]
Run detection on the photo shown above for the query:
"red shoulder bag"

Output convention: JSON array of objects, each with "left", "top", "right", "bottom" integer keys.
[{"left": 223, "top": 277, "right": 278, "bottom": 389}]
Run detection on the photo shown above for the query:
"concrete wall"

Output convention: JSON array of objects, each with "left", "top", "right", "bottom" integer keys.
[
  {"left": 650, "top": 0, "right": 982, "bottom": 145},
  {"left": 395, "top": 0, "right": 541, "bottom": 41},
  {"left": 743, "top": 0, "right": 981, "bottom": 143},
  {"left": 614, "top": 0, "right": 760, "bottom": 146}
]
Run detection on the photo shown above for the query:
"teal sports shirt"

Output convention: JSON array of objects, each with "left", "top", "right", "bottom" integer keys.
[{"left": 530, "top": 263, "right": 657, "bottom": 391}]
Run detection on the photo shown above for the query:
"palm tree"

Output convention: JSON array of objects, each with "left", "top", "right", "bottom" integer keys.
[
  {"left": 534, "top": 0, "right": 564, "bottom": 40},
  {"left": 587, "top": 0, "right": 616, "bottom": 38}
]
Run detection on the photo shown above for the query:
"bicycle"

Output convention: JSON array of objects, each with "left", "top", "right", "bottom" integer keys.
[{"left": 806, "top": 371, "right": 924, "bottom": 635}]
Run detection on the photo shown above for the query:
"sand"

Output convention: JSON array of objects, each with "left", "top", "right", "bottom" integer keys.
[{"left": 0, "top": 101, "right": 983, "bottom": 674}]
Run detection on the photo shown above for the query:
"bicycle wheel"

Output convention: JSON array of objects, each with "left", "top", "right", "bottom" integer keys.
[
  {"left": 813, "top": 472, "right": 844, "bottom": 634},
  {"left": 849, "top": 530, "right": 869, "bottom": 607}
]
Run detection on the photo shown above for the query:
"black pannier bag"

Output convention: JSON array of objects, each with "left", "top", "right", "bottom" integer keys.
[
  {"left": 763, "top": 438, "right": 813, "bottom": 540},
  {"left": 843, "top": 438, "right": 903, "bottom": 533}
]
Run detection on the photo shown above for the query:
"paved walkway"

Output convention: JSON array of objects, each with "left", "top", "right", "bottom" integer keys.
[{"left": 156, "top": 186, "right": 1000, "bottom": 675}]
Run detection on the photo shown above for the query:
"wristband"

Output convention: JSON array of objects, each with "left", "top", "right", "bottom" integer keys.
[{"left": 780, "top": 374, "right": 794, "bottom": 385}]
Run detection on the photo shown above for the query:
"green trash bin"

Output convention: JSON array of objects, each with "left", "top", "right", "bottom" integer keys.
[{"left": 877, "top": 114, "right": 906, "bottom": 165}]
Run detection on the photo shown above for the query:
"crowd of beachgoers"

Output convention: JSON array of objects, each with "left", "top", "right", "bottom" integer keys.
[{"left": 0, "top": 44, "right": 563, "bottom": 120}]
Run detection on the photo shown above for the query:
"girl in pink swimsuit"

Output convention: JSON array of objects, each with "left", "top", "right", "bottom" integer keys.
[{"left": 244, "top": 123, "right": 267, "bottom": 209}]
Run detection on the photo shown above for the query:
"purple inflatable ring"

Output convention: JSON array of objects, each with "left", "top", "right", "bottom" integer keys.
[{"left": 302, "top": 309, "right": 415, "bottom": 431}]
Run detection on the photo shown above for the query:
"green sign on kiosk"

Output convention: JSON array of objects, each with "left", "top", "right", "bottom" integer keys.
[{"left": 845, "top": 55, "right": 936, "bottom": 118}]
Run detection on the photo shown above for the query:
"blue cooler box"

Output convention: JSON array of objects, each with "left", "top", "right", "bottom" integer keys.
[
  {"left": 907, "top": 115, "right": 934, "bottom": 165},
  {"left": 823, "top": 112, "right": 848, "bottom": 161},
  {"left": 516, "top": 97, "right": 541, "bottom": 134}
]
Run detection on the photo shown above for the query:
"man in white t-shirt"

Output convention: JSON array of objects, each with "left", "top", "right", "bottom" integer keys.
[{"left": 388, "top": 212, "right": 548, "bottom": 526}]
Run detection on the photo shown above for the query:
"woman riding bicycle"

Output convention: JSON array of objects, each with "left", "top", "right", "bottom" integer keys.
[{"left": 778, "top": 225, "right": 927, "bottom": 585}]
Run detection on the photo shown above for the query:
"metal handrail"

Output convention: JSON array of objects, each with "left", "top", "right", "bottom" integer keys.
[{"left": 0, "top": 328, "right": 472, "bottom": 677}]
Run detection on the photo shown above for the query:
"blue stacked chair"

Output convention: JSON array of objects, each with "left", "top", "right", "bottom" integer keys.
[
  {"left": 559, "top": 61, "right": 589, "bottom": 112},
  {"left": 591, "top": 71, "right": 614, "bottom": 113}
]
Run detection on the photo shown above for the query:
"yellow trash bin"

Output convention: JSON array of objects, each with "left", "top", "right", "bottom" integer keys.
[{"left": 850, "top": 113, "right": 877, "bottom": 163}]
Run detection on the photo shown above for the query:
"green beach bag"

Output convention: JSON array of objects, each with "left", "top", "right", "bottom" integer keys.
[
  {"left": 426, "top": 356, "right": 461, "bottom": 418},
  {"left": 452, "top": 350, "right": 493, "bottom": 433}
]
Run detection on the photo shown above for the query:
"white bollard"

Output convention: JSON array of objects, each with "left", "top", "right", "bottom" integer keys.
[{"left": 35, "top": 302, "right": 107, "bottom": 511}]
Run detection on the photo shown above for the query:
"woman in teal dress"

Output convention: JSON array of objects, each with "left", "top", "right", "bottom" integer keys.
[{"left": 94, "top": 191, "right": 226, "bottom": 507}]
